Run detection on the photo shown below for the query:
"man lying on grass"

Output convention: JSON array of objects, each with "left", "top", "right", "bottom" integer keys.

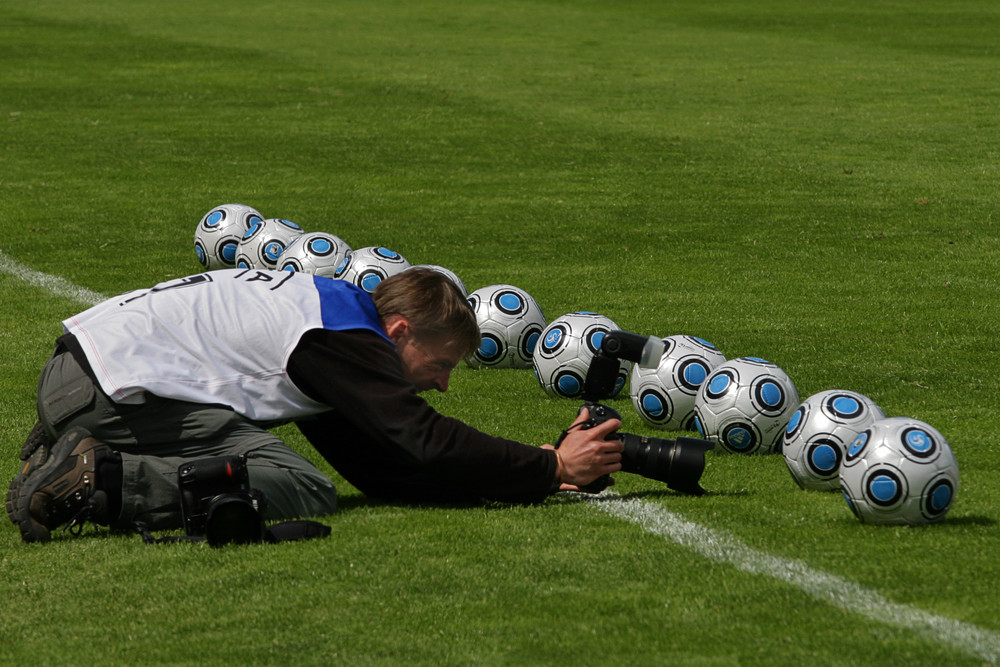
[{"left": 7, "top": 267, "right": 622, "bottom": 542}]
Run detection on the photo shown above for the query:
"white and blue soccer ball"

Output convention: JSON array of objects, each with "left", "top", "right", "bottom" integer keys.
[
  {"left": 533, "top": 312, "right": 628, "bottom": 399},
  {"left": 278, "top": 232, "right": 351, "bottom": 279},
  {"left": 334, "top": 246, "right": 410, "bottom": 293},
  {"left": 235, "top": 218, "right": 305, "bottom": 270},
  {"left": 693, "top": 357, "right": 799, "bottom": 455},
  {"left": 630, "top": 335, "right": 726, "bottom": 431},
  {"left": 407, "top": 264, "right": 469, "bottom": 298},
  {"left": 839, "top": 417, "right": 959, "bottom": 526},
  {"left": 466, "top": 285, "right": 546, "bottom": 369},
  {"left": 783, "top": 390, "right": 886, "bottom": 491},
  {"left": 194, "top": 203, "right": 265, "bottom": 270}
]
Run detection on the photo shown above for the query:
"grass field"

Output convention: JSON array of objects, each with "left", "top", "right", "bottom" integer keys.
[{"left": 2, "top": 1, "right": 1000, "bottom": 664}]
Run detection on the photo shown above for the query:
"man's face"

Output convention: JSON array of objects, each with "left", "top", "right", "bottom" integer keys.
[{"left": 396, "top": 334, "right": 465, "bottom": 393}]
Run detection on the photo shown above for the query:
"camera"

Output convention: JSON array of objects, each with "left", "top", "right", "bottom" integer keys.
[
  {"left": 557, "top": 330, "right": 714, "bottom": 495},
  {"left": 178, "top": 455, "right": 267, "bottom": 546}
]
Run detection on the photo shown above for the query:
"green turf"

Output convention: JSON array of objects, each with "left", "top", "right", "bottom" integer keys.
[{"left": 2, "top": 1, "right": 1000, "bottom": 664}]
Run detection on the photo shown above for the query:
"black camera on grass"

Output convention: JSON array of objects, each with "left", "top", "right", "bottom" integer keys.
[
  {"left": 178, "top": 455, "right": 266, "bottom": 546},
  {"left": 556, "top": 330, "right": 714, "bottom": 495}
]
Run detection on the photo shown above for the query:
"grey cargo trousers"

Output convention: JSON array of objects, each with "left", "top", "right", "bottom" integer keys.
[{"left": 35, "top": 346, "right": 338, "bottom": 530}]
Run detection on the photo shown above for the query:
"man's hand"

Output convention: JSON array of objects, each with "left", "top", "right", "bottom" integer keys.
[{"left": 543, "top": 407, "right": 623, "bottom": 492}]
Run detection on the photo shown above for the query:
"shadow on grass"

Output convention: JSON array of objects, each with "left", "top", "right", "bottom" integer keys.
[
  {"left": 624, "top": 487, "right": 751, "bottom": 500},
  {"left": 547, "top": 487, "right": 751, "bottom": 504},
  {"left": 940, "top": 514, "right": 996, "bottom": 527},
  {"left": 334, "top": 494, "right": 483, "bottom": 512}
]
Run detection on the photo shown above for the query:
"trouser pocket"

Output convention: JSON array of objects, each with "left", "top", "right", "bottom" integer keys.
[{"left": 37, "top": 351, "right": 97, "bottom": 428}]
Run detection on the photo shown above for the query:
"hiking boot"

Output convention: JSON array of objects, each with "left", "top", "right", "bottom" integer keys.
[
  {"left": 12, "top": 427, "right": 112, "bottom": 543},
  {"left": 6, "top": 422, "right": 53, "bottom": 526}
]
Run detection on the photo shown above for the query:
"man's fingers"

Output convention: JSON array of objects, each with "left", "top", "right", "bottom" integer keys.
[
  {"left": 558, "top": 475, "right": 616, "bottom": 494},
  {"left": 590, "top": 417, "right": 622, "bottom": 439},
  {"left": 570, "top": 406, "right": 591, "bottom": 427}
]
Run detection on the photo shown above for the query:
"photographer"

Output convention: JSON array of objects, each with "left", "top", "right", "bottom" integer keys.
[{"left": 9, "top": 267, "right": 623, "bottom": 543}]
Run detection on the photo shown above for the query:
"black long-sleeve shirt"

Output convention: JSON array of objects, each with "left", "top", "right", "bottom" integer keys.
[{"left": 287, "top": 328, "right": 558, "bottom": 504}]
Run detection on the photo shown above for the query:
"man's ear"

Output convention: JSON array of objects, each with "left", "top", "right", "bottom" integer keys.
[{"left": 383, "top": 316, "right": 411, "bottom": 343}]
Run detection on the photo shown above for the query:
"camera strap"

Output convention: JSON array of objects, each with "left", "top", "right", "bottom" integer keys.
[
  {"left": 132, "top": 519, "right": 331, "bottom": 546},
  {"left": 553, "top": 421, "right": 587, "bottom": 449}
]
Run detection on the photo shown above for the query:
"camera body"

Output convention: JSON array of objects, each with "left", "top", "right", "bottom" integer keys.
[
  {"left": 560, "top": 331, "right": 714, "bottom": 495},
  {"left": 178, "top": 455, "right": 266, "bottom": 546}
]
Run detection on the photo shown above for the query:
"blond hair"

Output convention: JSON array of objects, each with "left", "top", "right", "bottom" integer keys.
[{"left": 373, "top": 268, "right": 480, "bottom": 356}]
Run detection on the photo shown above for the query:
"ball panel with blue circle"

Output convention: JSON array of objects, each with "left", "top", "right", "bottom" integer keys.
[
  {"left": 465, "top": 284, "right": 546, "bottom": 369},
  {"left": 839, "top": 416, "right": 959, "bottom": 525},
  {"left": 555, "top": 371, "right": 584, "bottom": 398},
  {"left": 204, "top": 210, "right": 225, "bottom": 227},
  {"left": 865, "top": 467, "right": 906, "bottom": 507},
  {"left": 476, "top": 333, "right": 503, "bottom": 364},
  {"left": 630, "top": 334, "right": 725, "bottom": 431},
  {"left": 541, "top": 326, "right": 566, "bottom": 355},
  {"left": 360, "top": 271, "right": 386, "bottom": 292},
  {"left": 335, "top": 246, "right": 411, "bottom": 294},
  {"left": 785, "top": 405, "right": 807, "bottom": 440},
  {"left": 693, "top": 357, "right": 798, "bottom": 454},
  {"left": 721, "top": 422, "right": 760, "bottom": 453},
  {"left": 901, "top": 427, "right": 938, "bottom": 460},
  {"left": 752, "top": 379, "right": 787, "bottom": 415},
  {"left": 806, "top": 438, "right": 842, "bottom": 475},
  {"left": 219, "top": 241, "right": 239, "bottom": 264},
  {"left": 784, "top": 390, "right": 884, "bottom": 491},
  {"left": 679, "top": 359, "right": 710, "bottom": 391},
  {"left": 262, "top": 241, "right": 287, "bottom": 264},
  {"left": 639, "top": 389, "right": 671, "bottom": 421},
  {"left": 519, "top": 325, "right": 543, "bottom": 360},
  {"left": 276, "top": 219, "right": 303, "bottom": 232},
  {"left": 846, "top": 430, "right": 870, "bottom": 461},
  {"left": 194, "top": 203, "right": 265, "bottom": 270},
  {"left": 828, "top": 395, "right": 863, "bottom": 420},
  {"left": 806, "top": 439, "right": 841, "bottom": 476},
  {"left": 705, "top": 370, "right": 736, "bottom": 400},
  {"left": 533, "top": 312, "right": 625, "bottom": 398},
  {"left": 235, "top": 217, "right": 305, "bottom": 270},
  {"left": 496, "top": 291, "right": 525, "bottom": 315},
  {"left": 278, "top": 232, "right": 352, "bottom": 279},
  {"left": 309, "top": 238, "right": 333, "bottom": 255},
  {"left": 922, "top": 476, "right": 955, "bottom": 519},
  {"left": 585, "top": 327, "right": 608, "bottom": 355}
]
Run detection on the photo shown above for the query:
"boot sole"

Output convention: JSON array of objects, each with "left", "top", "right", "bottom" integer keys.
[
  {"left": 6, "top": 422, "right": 52, "bottom": 528},
  {"left": 13, "top": 427, "right": 94, "bottom": 543}
]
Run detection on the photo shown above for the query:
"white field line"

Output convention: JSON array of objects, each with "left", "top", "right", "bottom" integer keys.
[
  {"left": 0, "top": 249, "right": 106, "bottom": 306},
  {"left": 589, "top": 493, "right": 1000, "bottom": 664},
  {"left": 3, "top": 252, "right": 998, "bottom": 663}
]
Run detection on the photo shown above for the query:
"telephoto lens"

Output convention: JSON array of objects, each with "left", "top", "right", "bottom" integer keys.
[{"left": 619, "top": 434, "right": 714, "bottom": 495}]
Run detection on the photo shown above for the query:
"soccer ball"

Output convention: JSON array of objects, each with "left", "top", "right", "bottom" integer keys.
[
  {"left": 693, "top": 357, "right": 799, "bottom": 455},
  {"left": 407, "top": 264, "right": 469, "bottom": 297},
  {"left": 194, "top": 203, "right": 265, "bottom": 270},
  {"left": 783, "top": 390, "right": 886, "bottom": 491},
  {"left": 278, "top": 232, "right": 351, "bottom": 278},
  {"left": 334, "top": 246, "right": 411, "bottom": 293},
  {"left": 840, "top": 417, "right": 959, "bottom": 525},
  {"left": 630, "top": 335, "right": 726, "bottom": 431},
  {"left": 533, "top": 312, "right": 628, "bottom": 399},
  {"left": 466, "top": 285, "right": 546, "bottom": 369},
  {"left": 235, "top": 218, "right": 305, "bottom": 270}
]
